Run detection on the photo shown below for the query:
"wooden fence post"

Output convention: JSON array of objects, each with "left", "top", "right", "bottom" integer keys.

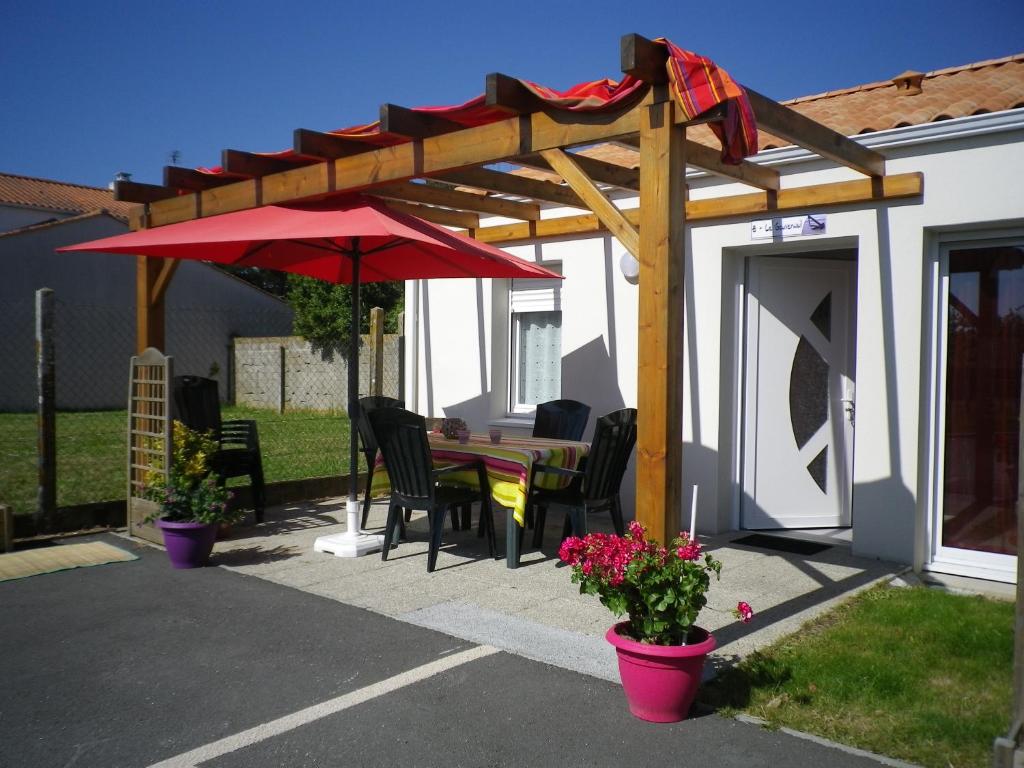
[
  {"left": 0, "top": 504, "right": 12, "bottom": 553},
  {"left": 35, "top": 288, "right": 56, "bottom": 532},
  {"left": 370, "top": 307, "right": 384, "bottom": 397}
]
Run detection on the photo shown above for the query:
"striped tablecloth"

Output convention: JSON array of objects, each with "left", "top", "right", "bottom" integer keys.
[{"left": 369, "top": 433, "right": 589, "bottom": 527}]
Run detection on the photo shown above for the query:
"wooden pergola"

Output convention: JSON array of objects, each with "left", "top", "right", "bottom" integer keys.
[{"left": 115, "top": 33, "right": 922, "bottom": 544}]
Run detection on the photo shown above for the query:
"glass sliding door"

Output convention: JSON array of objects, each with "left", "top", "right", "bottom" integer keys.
[{"left": 934, "top": 241, "right": 1023, "bottom": 578}]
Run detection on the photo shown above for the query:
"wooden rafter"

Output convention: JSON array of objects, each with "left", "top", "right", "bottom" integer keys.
[
  {"left": 293, "top": 128, "right": 371, "bottom": 159},
  {"left": 618, "top": 136, "right": 780, "bottom": 191},
  {"left": 164, "top": 166, "right": 239, "bottom": 191},
  {"left": 621, "top": 32, "right": 669, "bottom": 84},
  {"left": 539, "top": 148, "right": 639, "bottom": 256},
  {"left": 114, "top": 180, "right": 178, "bottom": 204},
  {"left": 374, "top": 181, "right": 541, "bottom": 220},
  {"left": 378, "top": 198, "right": 480, "bottom": 229},
  {"left": 486, "top": 72, "right": 545, "bottom": 114},
  {"left": 145, "top": 96, "right": 649, "bottom": 227},
  {"left": 518, "top": 152, "right": 640, "bottom": 191},
  {"left": 380, "top": 104, "right": 462, "bottom": 139},
  {"left": 436, "top": 166, "right": 586, "bottom": 208},
  {"left": 467, "top": 172, "right": 923, "bottom": 244},
  {"left": 222, "top": 149, "right": 311, "bottom": 178},
  {"left": 744, "top": 89, "right": 886, "bottom": 178}
]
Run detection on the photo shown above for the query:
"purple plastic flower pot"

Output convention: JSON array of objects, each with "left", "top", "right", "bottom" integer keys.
[
  {"left": 605, "top": 622, "right": 716, "bottom": 722},
  {"left": 155, "top": 518, "right": 218, "bottom": 569}
]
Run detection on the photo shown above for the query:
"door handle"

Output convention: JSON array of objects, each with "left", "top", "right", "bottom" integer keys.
[{"left": 840, "top": 398, "right": 855, "bottom": 426}]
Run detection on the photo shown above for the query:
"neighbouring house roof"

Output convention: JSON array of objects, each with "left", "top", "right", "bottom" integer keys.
[
  {"left": 0, "top": 172, "right": 135, "bottom": 222},
  {"left": 520, "top": 53, "right": 1024, "bottom": 179},
  {"left": 0, "top": 210, "right": 123, "bottom": 239}
]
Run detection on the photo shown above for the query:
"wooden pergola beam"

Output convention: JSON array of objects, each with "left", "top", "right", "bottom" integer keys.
[
  {"left": 539, "top": 148, "right": 639, "bottom": 256},
  {"left": 377, "top": 198, "right": 480, "bottom": 229},
  {"left": 618, "top": 136, "right": 780, "bottom": 191},
  {"left": 374, "top": 181, "right": 541, "bottom": 220},
  {"left": 744, "top": 88, "right": 886, "bottom": 178},
  {"left": 468, "top": 172, "right": 923, "bottom": 243},
  {"left": 145, "top": 95, "right": 648, "bottom": 227},
  {"left": 164, "top": 166, "right": 239, "bottom": 191},
  {"left": 435, "top": 166, "right": 586, "bottom": 208},
  {"left": 293, "top": 128, "right": 372, "bottom": 159},
  {"left": 379, "top": 104, "right": 463, "bottom": 139},
  {"left": 114, "top": 180, "right": 179, "bottom": 204},
  {"left": 518, "top": 152, "right": 641, "bottom": 191},
  {"left": 222, "top": 149, "right": 311, "bottom": 178}
]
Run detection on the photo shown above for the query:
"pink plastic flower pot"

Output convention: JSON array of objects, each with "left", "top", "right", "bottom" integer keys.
[
  {"left": 605, "top": 622, "right": 716, "bottom": 722},
  {"left": 155, "top": 518, "right": 218, "bottom": 569}
]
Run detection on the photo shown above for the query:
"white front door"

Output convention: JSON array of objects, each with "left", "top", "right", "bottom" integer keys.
[{"left": 742, "top": 256, "right": 856, "bottom": 529}]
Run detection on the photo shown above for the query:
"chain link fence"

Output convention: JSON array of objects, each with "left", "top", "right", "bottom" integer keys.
[{"left": 0, "top": 296, "right": 402, "bottom": 528}]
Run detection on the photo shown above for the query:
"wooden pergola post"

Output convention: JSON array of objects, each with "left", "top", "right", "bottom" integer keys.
[
  {"left": 135, "top": 254, "right": 178, "bottom": 353},
  {"left": 635, "top": 91, "right": 686, "bottom": 546}
]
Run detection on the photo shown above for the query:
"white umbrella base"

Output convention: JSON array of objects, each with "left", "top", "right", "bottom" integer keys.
[{"left": 313, "top": 500, "right": 384, "bottom": 557}]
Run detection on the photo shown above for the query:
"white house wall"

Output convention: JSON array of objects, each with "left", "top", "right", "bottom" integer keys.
[{"left": 406, "top": 112, "right": 1024, "bottom": 573}]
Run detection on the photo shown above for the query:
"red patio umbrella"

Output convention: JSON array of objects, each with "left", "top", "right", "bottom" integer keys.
[{"left": 59, "top": 194, "right": 561, "bottom": 555}]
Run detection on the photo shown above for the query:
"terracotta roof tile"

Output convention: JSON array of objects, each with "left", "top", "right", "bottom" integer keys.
[{"left": 0, "top": 172, "right": 134, "bottom": 222}]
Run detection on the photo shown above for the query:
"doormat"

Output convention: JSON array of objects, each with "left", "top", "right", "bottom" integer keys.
[
  {"left": 0, "top": 541, "right": 138, "bottom": 582},
  {"left": 733, "top": 534, "right": 832, "bottom": 556}
]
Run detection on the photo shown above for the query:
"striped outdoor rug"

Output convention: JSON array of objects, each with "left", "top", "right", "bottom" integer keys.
[{"left": 0, "top": 541, "right": 138, "bottom": 582}]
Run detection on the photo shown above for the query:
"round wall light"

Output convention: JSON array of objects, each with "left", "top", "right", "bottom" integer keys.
[{"left": 619, "top": 252, "right": 640, "bottom": 285}]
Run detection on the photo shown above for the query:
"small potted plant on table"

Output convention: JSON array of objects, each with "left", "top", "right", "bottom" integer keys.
[
  {"left": 146, "top": 421, "right": 241, "bottom": 569},
  {"left": 559, "top": 521, "right": 753, "bottom": 722}
]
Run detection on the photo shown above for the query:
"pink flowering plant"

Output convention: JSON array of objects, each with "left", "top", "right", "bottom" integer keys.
[{"left": 559, "top": 521, "right": 753, "bottom": 646}]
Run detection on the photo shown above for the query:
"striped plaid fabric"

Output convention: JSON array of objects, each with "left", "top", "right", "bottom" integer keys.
[
  {"left": 369, "top": 433, "right": 588, "bottom": 527},
  {"left": 198, "top": 38, "right": 755, "bottom": 173},
  {"left": 656, "top": 38, "right": 758, "bottom": 164}
]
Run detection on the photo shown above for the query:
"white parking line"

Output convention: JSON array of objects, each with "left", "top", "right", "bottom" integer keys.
[{"left": 146, "top": 645, "right": 499, "bottom": 768}]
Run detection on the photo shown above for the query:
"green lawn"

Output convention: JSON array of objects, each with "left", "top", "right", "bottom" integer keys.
[
  {"left": 0, "top": 406, "right": 356, "bottom": 515},
  {"left": 700, "top": 585, "right": 1015, "bottom": 768}
]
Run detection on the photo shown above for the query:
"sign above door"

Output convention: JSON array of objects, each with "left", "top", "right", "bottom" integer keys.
[{"left": 750, "top": 214, "right": 828, "bottom": 241}]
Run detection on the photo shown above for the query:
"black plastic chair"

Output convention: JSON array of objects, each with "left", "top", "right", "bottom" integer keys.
[
  {"left": 529, "top": 407, "right": 637, "bottom": 549},
  {"left": 369, "top": 407, "right": 496, "bottom": 572},
  {"left": 172, "top": 375, "right": 266, "bottom": 523},
  {"left": 532, "top": 399, "right": 591, "bottom": 441},
  {"left": 356, "top": 395, "right": 405, "bottom": 528}
]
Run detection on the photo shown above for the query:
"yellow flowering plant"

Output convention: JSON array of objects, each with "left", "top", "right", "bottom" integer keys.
[{"left": 144, "top": 421, "right": 240, "bottom": 525}]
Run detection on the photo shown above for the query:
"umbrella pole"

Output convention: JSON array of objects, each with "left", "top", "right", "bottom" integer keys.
[{"left": 313, "top": 241, "right": 384, "bottom": 558}]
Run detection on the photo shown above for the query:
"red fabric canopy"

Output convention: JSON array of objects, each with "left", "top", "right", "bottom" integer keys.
[
  {"left": 198, "top": 38, "right": 756, "bottom": 174},
  {"left": 57, "top": 195, "right": 562, "bottom": 284}
]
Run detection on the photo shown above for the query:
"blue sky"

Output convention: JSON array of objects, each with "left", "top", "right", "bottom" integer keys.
[{"left": 3, "top": 0, "right": 1022, "bottom": 189}]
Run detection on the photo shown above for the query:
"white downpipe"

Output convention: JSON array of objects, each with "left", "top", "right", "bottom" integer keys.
[{"left": 408, "top": 279, "right": 420, "bottom": 412}]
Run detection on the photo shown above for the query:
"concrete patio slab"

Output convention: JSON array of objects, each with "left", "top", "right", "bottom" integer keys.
[{"left": 215, "top": 497, "right": 904, "bottom": 681}]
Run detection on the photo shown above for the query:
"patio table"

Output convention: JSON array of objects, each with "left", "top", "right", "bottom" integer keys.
[{"left": 369, "top": 432, "right": 589, "bottom": 568}]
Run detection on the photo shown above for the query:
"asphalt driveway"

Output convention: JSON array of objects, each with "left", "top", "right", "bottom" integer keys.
[{"left": 0, "top": 534, "right": 902, "bottom": 768}]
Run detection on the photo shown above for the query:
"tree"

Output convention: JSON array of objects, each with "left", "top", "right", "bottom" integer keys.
[{"left": 286, "top": 275, "right": 404, "bottom": 357}]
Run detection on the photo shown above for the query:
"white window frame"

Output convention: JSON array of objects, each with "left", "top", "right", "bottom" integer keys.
[
  {"left": 924, "top": 229, "right": 1023, "bottom": 583},
  {"left": 508, "top": 267, "right": 562, "bottom": 415}
]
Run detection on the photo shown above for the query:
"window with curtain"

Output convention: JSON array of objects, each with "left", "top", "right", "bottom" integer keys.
[{"left": 509, "top": 268, "right": 562, "bottom": 412}]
